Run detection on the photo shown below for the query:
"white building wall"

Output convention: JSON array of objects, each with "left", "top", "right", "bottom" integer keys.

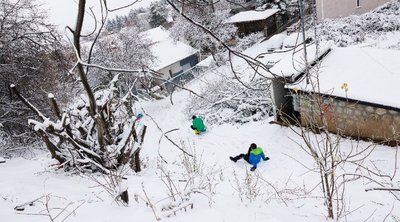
[
  {"left": 316, "top": 0, "right": 390, "bottom": 20},
  {"left": 157, "top": 62, "right": 182, "bottom": 79}
]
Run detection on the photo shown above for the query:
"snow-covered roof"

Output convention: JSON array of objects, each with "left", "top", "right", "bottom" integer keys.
[
  {"left": 232, "top": 34, "right": 287, "bottom": 79},
  {"left": 264, "top": 33, "right": 287, "bottom": 50},
  {"left": 270, "top": 41, "right": 332, "bottom": 80},
  {"left": 141, "top": 27, "right": 198, "bottom": 71},
  {"left": 283, "top": 31, "right": 307, "bottom": 48},
  {"left": 230, "top": 32, "right": 293, "bottom": 81},
  {"left": 226, "top": 9, "right": 279, "bottom": 23},
  {"left": 289, "top": 46, "right": 400, "bottom": 108},
  {"left": 141, "top": 27, "right": 170, "bottom": 44}
]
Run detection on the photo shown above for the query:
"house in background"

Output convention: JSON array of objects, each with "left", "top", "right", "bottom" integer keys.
[
  {"left": 270, "top": 45, "right": 400, "bottom": 144},
  {"left": 226, "top": 9, "right": 280, "bottom": 38},
  {"left": 316, "top": 0, "right": 390, "bottom": 20},
  {"left": 141, "top": 27, "right": 199, "bottom": 91}
]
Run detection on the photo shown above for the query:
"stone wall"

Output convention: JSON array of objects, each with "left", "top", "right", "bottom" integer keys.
[{"left": 298, "top": 94, "right": 400, "bottom": 143}]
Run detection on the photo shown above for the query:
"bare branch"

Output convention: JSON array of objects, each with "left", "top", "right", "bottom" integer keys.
[{"left": 105, "top": 0, "right": 140, "bottom": 12}]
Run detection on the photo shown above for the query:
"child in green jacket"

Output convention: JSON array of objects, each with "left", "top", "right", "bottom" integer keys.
[{"left": 191, "top": 115, "right": 206, "bottom": 134}]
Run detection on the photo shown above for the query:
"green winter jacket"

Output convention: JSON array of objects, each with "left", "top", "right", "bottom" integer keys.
[{"left": 192, "top": 117, "right": 205, "bottom": 131}]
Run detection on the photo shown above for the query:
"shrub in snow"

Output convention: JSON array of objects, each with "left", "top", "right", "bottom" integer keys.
[
  {"left": 0, "top": 128, "right": 8, "bottom": 156},
  {"left": 234, "top": 32, "right": 265, "bottom": 52},
  {"left": 156, "top": 141, "right": 218, "bottom": 217},
  {"left": 315, "top": 0, "right": 400, "bottom": 47},
  {"left": 10, "top": 75, "right": 147, "bottom": 173},
  {"left": 232, "top": 170, "right": 265, "bottom": 203},
  {"left": 186, "top": 75, "right": 273, "bottom": 125},
  {"left": 170, "top": 8, "right": 237, "bottom": 65},
  {"left": 149, "top": 0, "right": 169, "bottom": 28}
]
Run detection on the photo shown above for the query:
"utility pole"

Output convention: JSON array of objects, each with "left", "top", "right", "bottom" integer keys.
[
  {"left": 312, "top": 0, "right": 319, "bottom": 56},
  {"left": 298, "top": 0, "right": 310, "bottom": 84}
]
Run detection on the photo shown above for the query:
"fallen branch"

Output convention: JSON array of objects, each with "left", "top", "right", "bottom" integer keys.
[
  {"left": 14, "top": 195, "right": 45, "bottom": 211},
  {"left": 142, "top": 183, "right": 161, "bottom": 221},
  {"left": 365, "top": 187, "right": 400, "bottom": 192}
]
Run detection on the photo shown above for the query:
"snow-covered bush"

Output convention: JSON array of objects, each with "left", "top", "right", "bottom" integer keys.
[
  {"left": 170, "top": 8, "right": 237, "bottom": 65},
  {"left": 186, "top": 75, "right": 273, "bottom": 126},
  {"left": 149, "top": 0, "right": 169, "bottom": 28},
  {"left": 231, "top": 170, "right": 264, "bottom": 203},
  {"left": 154, "top": 141, "right": 219, "bottom": 218},
  {"left": 315, "top": 0, "right": 400, "bottom": 47},
  {"left": 88, "top": 27, "right": 154, "bottom": 89},
  {"left": 0, "top": 128, "right": 10, "bottom": 156},
  {"left": 233, "top": 32, "right": 265, "bottom": 52},
  {"left": 0, "top": 129, "right": 43, "bottom": 158},
  {"left": 11, "top": 75, "right": 146, "bottom": 174}
]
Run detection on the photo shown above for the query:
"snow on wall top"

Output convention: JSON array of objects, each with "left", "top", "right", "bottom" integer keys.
[
  {"left": 226, "top": 9, "right": 280, "bottom": 23},
  {"left": 141, "top": 27, "right": 198, "bottom": 71},
  {"left": 289, "top": 46, "right": 400, "bottom": 109},
  {"left": 197, "top": 55, "right": 213, "bottom": 67}
]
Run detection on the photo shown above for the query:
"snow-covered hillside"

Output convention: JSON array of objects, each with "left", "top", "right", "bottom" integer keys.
[
  {"left": 1, "top": 64, "right": 400, "bottom": 221},
  {"left": 2, "top": 1, "right": 400, "bottom": 221}
]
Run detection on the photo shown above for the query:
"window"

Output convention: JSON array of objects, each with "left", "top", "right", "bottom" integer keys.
[
  {"left": 356, "top": 0, "right": 360, "bottom": 7},
  {"left": 181, "top": 63, "right": 191, "bottom": 72}
]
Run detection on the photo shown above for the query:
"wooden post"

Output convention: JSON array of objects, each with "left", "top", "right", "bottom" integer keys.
[
  {"left": 48, "top": 94, "right": 61, "bottom": 120},
  {"left": 132, "top": 125, "right": 147, "bottom": 172}
]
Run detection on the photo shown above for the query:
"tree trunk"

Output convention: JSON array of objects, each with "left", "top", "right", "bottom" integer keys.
[
  {"left": 118, "top": 190, "right": 129, "bottom": 205},
  {"left": 131, "top": 125, "right": 147, "bottom": 172}
]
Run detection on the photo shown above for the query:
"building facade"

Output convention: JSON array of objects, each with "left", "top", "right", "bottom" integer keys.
[{"left": 316, "top": 0, "right": 390, "bottom": 20}]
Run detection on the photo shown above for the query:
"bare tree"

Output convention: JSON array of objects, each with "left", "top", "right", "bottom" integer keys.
[
  {"left": 87, "top": 26, "right": 155, "bottom": 95},
  {"left": 169, "top": 1, "right": 237, "bottom": 65},
  {"left": 7, "top": 0, "right": 157, "bottom": 206},
  {"left": 0, "top": 0, "right": 68, "bottom": 150},
  {"left": 10, "top": 0, "right": 149, "bottom": 174}
]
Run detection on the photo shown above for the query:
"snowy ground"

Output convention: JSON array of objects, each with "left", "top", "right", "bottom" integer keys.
[{"left": 1, "top": 65, "right": 400, "bottom": 222}]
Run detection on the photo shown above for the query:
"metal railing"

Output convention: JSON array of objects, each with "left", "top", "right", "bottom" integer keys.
[{"left": 162, "top": 65, "right": 205, "bottom": 93}]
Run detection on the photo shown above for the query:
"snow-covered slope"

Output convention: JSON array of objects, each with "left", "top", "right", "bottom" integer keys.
[
  {"left": 1, "top": 66, "right": 399, "bottom": 221},
  {"left": 1, "top": 2, "right": 400, "bottom": 220}
]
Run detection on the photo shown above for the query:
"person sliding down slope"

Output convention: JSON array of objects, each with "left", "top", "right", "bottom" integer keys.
[
  {"left": 190, "top": 115, "right": 206, "bottom": 135},
  {"left": 230, "top": 143, "right": 269, "bottom": 171}
]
